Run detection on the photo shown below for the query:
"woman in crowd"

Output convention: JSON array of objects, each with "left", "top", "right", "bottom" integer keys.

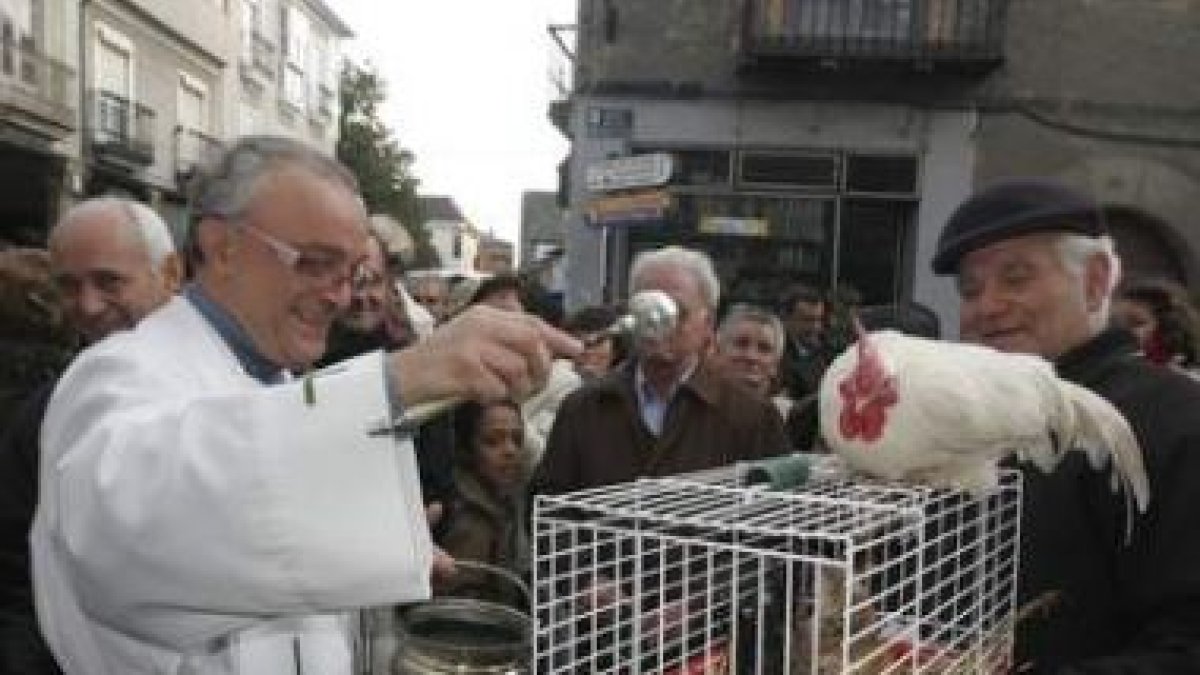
[
  {"left": 0, "top": 247, "right": 75, "bottom": 422},
  {"left": 1114, "top": 277, "right": 1200, "bottom": 374},
  {"left": 466, "top": 274, "right": 581, "bottom": 472},
  {"left": 439, "top": 400, "right": 530, "bottom": 605},
  {"left": 562, "top": 304, "right": 627, "bottom": 380},
  {"left": 0, "top": 247, "right": 75, "bottom": 675}
]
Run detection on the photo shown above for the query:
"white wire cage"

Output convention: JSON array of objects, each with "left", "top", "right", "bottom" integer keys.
[{"left": 532, "top": 456, "right": 1023, "bottom": 674}]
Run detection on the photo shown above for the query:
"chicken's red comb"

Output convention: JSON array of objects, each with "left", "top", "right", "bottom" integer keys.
[{"left": 851, "top": 313, "right": 870, "bottom": 355}]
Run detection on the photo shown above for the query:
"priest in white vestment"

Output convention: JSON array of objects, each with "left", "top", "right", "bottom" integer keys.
[{"left": 31, "top": 136, "right": 578, "bottom": 675}]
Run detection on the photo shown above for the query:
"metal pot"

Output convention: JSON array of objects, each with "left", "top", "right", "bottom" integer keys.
[{"left": 392, "top": 561, "right": 530, "bottom": 674}]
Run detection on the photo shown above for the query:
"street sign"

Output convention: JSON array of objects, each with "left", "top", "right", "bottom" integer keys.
[
  {"left": 585, "top": 153, "right": 674, "bottom": 193},
  {"left": 699, "top": 216, "right": 770, "bottom": 237},
  {"left": 585, "top": 189, "right": 673, "bottom": 227}
]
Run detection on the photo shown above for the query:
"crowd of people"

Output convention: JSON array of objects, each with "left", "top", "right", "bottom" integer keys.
[{"left": 1, "top": 135, "right": 1198, "bottom": 673}]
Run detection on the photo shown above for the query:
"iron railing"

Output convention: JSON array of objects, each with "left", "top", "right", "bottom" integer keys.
[
  {"left": 249, "top": 30, "right": 276, "bottom": 75},
  {"left": 89, "top": 89, "right": 155, "bottom": 165},
  {"left": 174, "top": 125, "right": 221, "bottom": 180},
  {"left": 741, "top": 0, "right": 1006, "bottom": 71},
  {"left": 315, "top": 82, "right": 335, "bottom": 119}
]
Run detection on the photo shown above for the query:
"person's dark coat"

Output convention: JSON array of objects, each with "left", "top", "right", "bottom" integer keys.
[
  {"left": 784, "top": 394, "right": 821, "bottom": 453},
  {"left": 0, "top": 381, "right": 61, "bottom": 674},
  {"left": 1017, "top": 328, "right": 1200, "bottom": 672},
  {"left": 537, "top": 359, "right": 789, "bottom": 494},
  {"left": 438, "top": 468, "right": 529, "bottom": 607},
  {"left": 535, "top": 359, "right": 787, "bottom": 673},
  {"left": 779, "top": 336, "right": 830, "bottom": 401}
]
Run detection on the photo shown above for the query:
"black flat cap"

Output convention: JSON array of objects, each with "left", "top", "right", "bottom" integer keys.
[{"left": 932, "top": 178, "right": 1105, "bottom": 275}]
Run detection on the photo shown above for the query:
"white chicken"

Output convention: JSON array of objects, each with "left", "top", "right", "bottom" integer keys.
[{"left": 818, "top": 328, "right": 1150, "bottom": 531}]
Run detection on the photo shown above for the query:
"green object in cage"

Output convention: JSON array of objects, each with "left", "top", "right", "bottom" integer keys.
[{"left": 745, "top": 454, "right": 813, "bottom": 490}]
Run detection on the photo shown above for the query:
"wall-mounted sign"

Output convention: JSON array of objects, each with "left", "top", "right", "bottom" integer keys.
[
  {"left": 585, "top": 189, "right": 673, "bottom": 227},
  {"left": 585, "top": 153, "right": 674, "bottom": 193},
  {"left": 698, "top": 216, "right": 770, "bottom": 237}
]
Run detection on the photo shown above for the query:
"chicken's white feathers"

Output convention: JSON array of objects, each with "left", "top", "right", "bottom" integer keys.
[{"left": 818, "top": 331, "right": 1149, "bottom": 535}]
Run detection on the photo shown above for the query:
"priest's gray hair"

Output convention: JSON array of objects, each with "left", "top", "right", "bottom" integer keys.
[
  {"left": 1055, "top": 232, "right": 1121, "bottom": 329},
  {"left": 629, "top": 245, "right": 721, "bottom": 310},
  {"left": 54, "top": 197, "right": 176, "bottom": 267},
  {"left": 191, "top": 135, "right": 359, "bottom": 221}
]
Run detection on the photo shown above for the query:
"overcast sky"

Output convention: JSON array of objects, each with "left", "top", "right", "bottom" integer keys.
[{"left": 331, "top": 0, "right": 575, "bottom": 253}]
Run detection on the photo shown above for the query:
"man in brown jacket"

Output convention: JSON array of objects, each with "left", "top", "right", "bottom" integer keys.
[{"left": 538, "top": 245, "right": 789, "bottom": 495}]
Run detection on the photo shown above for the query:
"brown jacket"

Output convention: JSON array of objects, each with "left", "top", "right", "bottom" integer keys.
[
  {"left": 537, "top": 359, "right": 790, "bottom": 495},
  {"left": 439, "top": 468, "right": 529, "bottom": 605}
]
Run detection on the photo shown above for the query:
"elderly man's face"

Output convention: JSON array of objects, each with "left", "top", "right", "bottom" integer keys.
[
  {"left": 342, "top": 238, "right": 390, "bottom": 333},
  {"left": 716, "top": 318, "right": 781, "bottom": 397},
  {"left": 411, "top": 278, "right": 449, "bottom": 321},
  {"left": 957, "top": 232, "right": 1100, "bottom": 359},
  {"left": 211, "top": 167, "right": 370, "bottom": 370},
  {"left": 50, "top": 210, "right": 178, "bottom": 343},
  {"left": 631, "top": 264, "right": 713, "bottom": 385}
]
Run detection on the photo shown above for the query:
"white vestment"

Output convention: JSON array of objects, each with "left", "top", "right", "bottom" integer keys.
[{"left": 31, "top": 297, "right": 433, "bottom": 674}]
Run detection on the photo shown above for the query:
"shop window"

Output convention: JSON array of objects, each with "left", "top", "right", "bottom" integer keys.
[
  {"left": 737, "top": 151, "right": 839, "bottom": 190},
  {"left": 845, "top": 154, "right": 919, "bottom": 195},
  {"left": 836, "top": 198, "right": 914, "bottom": 305}
]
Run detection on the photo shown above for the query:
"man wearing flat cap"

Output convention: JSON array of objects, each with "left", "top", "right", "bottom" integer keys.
[{"left": 935, "top": 178, "right": 1200, "bottom": 671}]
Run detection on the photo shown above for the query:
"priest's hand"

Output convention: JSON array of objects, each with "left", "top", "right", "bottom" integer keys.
[{"left": 389, "top": 305, "right": 581, "bottom": 407}]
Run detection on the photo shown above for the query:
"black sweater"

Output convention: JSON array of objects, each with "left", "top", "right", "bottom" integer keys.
[
  {"left": 0, "top": 380, "right": 61, "bottom": 673},
  {"left": 1016, "top": 328, "right": 1200, "bottom": 673}
]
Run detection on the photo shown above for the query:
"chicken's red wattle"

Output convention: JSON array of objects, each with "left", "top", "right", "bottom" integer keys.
[{"left": 837, "top": 373, "right": 897, "bottom": 444}]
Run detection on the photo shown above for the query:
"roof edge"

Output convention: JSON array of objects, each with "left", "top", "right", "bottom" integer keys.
[{"left": 301, "top": 0, "right": 354, "bottom": 38}]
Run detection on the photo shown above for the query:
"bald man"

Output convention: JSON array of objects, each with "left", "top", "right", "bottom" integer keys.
[
  {"left": 1, "top": 197, "right": 180, "bottom": 674},
  {"left": 48, "top": 197, "right": 182, "bottom": 344}
]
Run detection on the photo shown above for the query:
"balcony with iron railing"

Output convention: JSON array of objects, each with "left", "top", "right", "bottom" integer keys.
[
  {"left": 546, "top": 22, "right": 576, "bottom": 138},
  {"left": 247, "top": 30, "right": 277, "bottom": 76},
  {"left": 740, "top": 0, "right": 1006, "bottom": 75},
  {"left": 239, "top": 30, "right": 276, "bottom": 95},
  {"left": 174, "top": 125, "right": 222, "bottom": 185},
  {"left": 0, "top": 33, "right": 75, "bottom": 133},
  {"left": 87, "top": 89, "right": 156, "bottom": 166},
  {"left": 314, "top": 82, "right": 335, "bottom": 122}
]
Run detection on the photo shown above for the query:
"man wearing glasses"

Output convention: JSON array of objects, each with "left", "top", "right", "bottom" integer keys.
[
  {"left": 539, "top": 246, "right": 789, "bottom": 494},
  {"left": 31, "top": 136, "right": 579, "bottom": 674}
]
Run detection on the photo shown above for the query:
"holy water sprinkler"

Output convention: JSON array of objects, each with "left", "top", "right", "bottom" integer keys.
[
  {"left": 586, "top": 289, "right": 679, "bottom": 346},
  {"left": 370, "top": 290, "right": 680, "bottom": 436}
]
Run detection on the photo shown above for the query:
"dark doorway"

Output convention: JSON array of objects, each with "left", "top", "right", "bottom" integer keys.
[
  {"left": 0, "top": 147, "right": 56, "bottom": 245},
  {"left": 837, "top": 198, "right": 915, "bottom": 306}
]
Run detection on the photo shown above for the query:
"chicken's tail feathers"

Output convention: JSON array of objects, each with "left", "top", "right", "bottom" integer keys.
[{"left": 1062, "top": 380, "right": 1150, "bottom": 522}]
